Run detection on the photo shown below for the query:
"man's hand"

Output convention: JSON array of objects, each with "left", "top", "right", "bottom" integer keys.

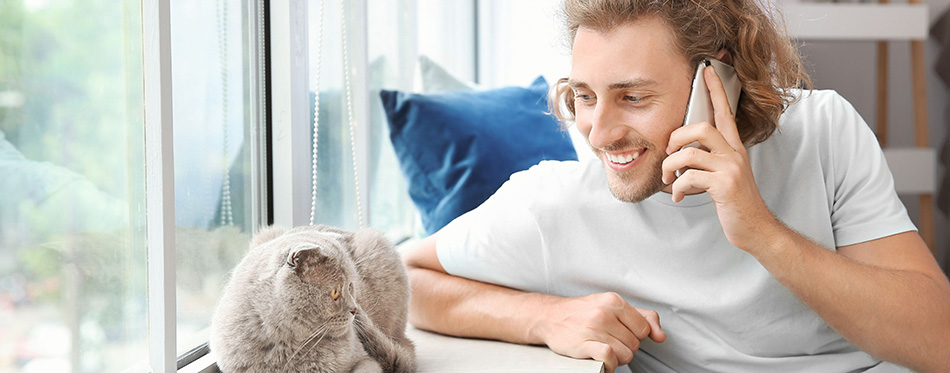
[
  {"left": 659, "top": 65, "right": 950, "bottom": 372},
  {"left": 404, "top": 235, "right": 665, "bottom": 373},
  {"left": 530, "top": 292, "right": 666, "bottom": 373},
  {"left": 661, "top": 65, "right": 779, "bottom": 253}
]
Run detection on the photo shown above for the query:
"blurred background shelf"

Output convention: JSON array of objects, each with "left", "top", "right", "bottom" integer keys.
[
  {"left": 781, "top": 0, "right": 938, "bottom": 253},
  {"left": 783, "top": 3, "right": 928, "bottom": 40}
]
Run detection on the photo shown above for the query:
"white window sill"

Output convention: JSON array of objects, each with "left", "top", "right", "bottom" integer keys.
[
  {"left": 173, "top": 326, "right": 604, "bottom": 373},
  {"left": 178, "top": 352, "right": 219, "bottom": 373},
  {"left": 407, "top": 326, "right": 604, "bottom": 372}
]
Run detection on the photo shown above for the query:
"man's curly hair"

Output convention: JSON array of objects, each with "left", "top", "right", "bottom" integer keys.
[{"left": 549, "top": 0, "right": 812, "bottom": 146}]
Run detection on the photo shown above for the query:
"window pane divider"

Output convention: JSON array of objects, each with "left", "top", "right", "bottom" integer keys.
[
  {"left": 142, "top": 0, "right": 176, "bottom": 371},
  {"left": 270, "top": 0, "right": 312, "bottom": 227},
  {"left": 246, "top": 0, "right": 270, "bottom": 231}
]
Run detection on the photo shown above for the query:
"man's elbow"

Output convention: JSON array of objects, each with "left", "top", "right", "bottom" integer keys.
[
  {"left": 399, "top": 233, "right": 455, "bottom": 331},
  {"left": 403, "top": 264, "right": 445, "bottom": 332}
]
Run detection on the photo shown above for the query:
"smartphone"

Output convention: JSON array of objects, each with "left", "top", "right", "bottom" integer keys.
[
  {"left": 682, "top": 58, "right": 742, "bottom": 128},
  {"left": 675, "top": 58, "right": 742, "bottom": 177}
]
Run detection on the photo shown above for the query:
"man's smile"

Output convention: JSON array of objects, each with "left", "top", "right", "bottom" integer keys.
[{"left": 602, "top": 148, "right": 646, "bottom": 171}]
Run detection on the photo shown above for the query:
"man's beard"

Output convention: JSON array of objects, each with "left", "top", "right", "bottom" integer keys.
[{"left": 595, "top": 139, "right": 668, "bottom": 203}]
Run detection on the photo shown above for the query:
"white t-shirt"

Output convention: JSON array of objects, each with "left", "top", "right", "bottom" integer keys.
[{"left": 436, "top": 90, "right": 917, "bottom": 372}]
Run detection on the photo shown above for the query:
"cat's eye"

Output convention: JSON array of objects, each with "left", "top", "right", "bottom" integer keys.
[{"left": 330, "top": 287, "right": 340, "bottom": 301}]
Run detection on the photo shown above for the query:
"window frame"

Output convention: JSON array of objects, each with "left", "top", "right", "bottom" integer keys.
[
  {"left": 141, "top": 0, "right": 271, "bottom": 371},
  {"left": 142, "top": 0, "right": 176, "bottom": 371},
  {"left": 140, "top": 0, "right": 376, "bottom": 370},
  {"left": 269, "top": 0, "right": 312, "bottom": 228}
]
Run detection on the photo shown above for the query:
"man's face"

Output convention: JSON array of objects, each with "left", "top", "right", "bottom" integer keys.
[{"left": 569, "top": 17, "right": 693, "bottom": 202}]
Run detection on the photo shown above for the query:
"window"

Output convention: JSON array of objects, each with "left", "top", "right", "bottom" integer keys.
[
  {"left": 271, "top": 0, "right": 417, "bottom": 243},
  {"left": 307, "top": 0, "right": 361, "bottom": 230},
  {"left": 2, "top": 0, "right": 424, "bottom": 370},
  {"left": 366, "top": 0, "right": 419, "bottom": 240},
  {"left": 0, "top": 0, "right": 149, "bottom": 371},
  {"left": 170, "top": 0, "right": 264, "bottom": 356},
  {"left": 305, "top": 0, "right": 415, "bottom": 238}
]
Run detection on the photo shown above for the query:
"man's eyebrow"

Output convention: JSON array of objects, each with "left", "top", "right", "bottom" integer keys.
[
  {"left": 567, "top": 79, "right": 589, "bottom": 90},
  {"left": 566, "top": 78, "right": 658, "bottom": 90},
  {"left": 608, "top": 79, "right": 658, "bottom": 90}
]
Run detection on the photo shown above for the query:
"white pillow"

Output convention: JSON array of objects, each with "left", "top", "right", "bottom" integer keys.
[{"left": 415, "top": 55, "right": 481, "bottom": 93}]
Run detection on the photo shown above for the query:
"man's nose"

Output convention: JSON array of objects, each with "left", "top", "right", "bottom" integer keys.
[{"left": 587, "top": 102, "right": 627, "bottom": 149}]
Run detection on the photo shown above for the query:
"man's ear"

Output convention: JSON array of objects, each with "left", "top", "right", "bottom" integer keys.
[{"left": 715, "top": 48, "right": 734, "bottom": 66}]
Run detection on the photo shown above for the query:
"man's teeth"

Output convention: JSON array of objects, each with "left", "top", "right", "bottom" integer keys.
[{"left": 607, "top": 151, "right": 641, "bottom": 164}]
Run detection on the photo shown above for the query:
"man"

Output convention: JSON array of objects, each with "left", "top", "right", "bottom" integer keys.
[{"left": 402, "top": 1, "right": 950, "bottom": 372}]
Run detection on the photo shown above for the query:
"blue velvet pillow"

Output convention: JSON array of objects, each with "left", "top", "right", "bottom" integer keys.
[{"left": 380, "top": 77, "right": 578, "bottom": 235}]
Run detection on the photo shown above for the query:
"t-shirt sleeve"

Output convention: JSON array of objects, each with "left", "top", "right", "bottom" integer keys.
[
  {"left": 435, "top": 168, "right": 549, "bottom": 293},
  {"left": 827, "top": 92, "right": 917, "bottom": 247}
]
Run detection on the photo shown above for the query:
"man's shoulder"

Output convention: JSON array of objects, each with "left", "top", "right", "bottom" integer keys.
[
  {"left": 782, "top": 89, "right": 855, "bottom": 122},
  {"left": 772, "top": 89, "right": 865, "bottom": 141}
]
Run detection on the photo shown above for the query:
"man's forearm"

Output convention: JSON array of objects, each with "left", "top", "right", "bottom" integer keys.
[
  {"left": 407, "top": 266, "right": 551, "bottom": 345},
  {"left": 405, "top": 258, "right": 667, "bottom": 373},
  {"left": 752, "top": 227, "right": 950, "bottom": 372}
]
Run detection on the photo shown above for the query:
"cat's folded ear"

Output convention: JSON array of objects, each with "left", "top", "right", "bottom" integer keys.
[{"left": 250, "top": 225, "right": 288, "bottom": 248}]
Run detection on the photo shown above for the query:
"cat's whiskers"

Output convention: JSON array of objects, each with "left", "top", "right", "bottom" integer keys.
[
  {"left": 285, "top": 323, "right": 330, "bottom": 369},
  {"left": 352, "top": 317, "right": 368, "bottom": 335}
]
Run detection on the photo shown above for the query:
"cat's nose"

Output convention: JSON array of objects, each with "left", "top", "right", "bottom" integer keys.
[{"left": 350, "top": 309, "right": 357, "bottom": 316}]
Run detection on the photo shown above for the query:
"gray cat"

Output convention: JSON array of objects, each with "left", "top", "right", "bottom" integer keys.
[{"left": 210, "top": 225, "right": 416, "bottom": 372}]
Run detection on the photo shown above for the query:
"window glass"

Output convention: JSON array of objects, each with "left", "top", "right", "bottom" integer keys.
[
  {"left": 0, "top": 1, "right": 148, "bottom": 372},
  {"left": 366, "top": 0, "right": 415, "bottom": 240},
  {"left": 170, "top": 0, "right": 260, "bottom": 354},
  {"left": 309, "top": 0, "right": 359, "bottom": 231},
  {"left": 308, "top": 0, "right": 416, "bottom": 239}
]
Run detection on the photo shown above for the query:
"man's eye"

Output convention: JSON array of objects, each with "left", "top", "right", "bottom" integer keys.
[
  {"left": 574, "top": 94, "right": 593, "bottom": 102},
  {"left": 624, "top": 95, "right": 643, "bottom": 103}
]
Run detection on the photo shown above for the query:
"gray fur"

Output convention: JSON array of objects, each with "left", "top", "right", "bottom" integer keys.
[{"left": 210, "top": 225, "right": 416, "bottom": 373}]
